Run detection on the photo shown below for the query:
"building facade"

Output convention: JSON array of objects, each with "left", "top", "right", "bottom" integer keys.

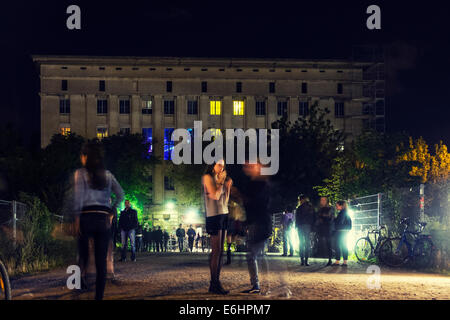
[{"left": 33, "top": 55, "right": 385, "bottom": 229}]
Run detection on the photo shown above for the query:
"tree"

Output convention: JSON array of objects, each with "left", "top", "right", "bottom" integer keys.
[{"left": 270, "top": 102, "right": 345, "bottom": 207}]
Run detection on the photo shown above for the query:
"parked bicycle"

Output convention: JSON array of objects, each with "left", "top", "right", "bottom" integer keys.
[
  {"left": 354, "top": 225, "right": 387, "bottom": 263},
  {"left": 0, "top": 258, "right": 11, "bottom": 300},
  {"left": 379, "top": 217, "right": 434, "bottom": 268}
]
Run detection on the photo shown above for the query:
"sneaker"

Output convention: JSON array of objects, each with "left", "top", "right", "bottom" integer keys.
[
  {"left": 342, "top": 263, "right": 348, "bottom": 267},
  {"left": 241, "top": 286, "right": 261, "bottom": 294},
  {"left": 289, "top": 253, "right": 293, "bottom": 257}
]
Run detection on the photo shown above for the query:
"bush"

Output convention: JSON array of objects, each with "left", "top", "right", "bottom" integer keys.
[{"left": 0, "top": 193, "right": 76, "bottom": 276}]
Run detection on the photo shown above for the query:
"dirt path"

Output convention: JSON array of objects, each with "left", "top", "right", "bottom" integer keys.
[{"left": 10, "top": 252, "right": 450, "bottom": 300}]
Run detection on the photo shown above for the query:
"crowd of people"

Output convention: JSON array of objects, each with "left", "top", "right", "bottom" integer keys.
[{"left": 71, "top": 142, "right": 352, "bottom": 299}]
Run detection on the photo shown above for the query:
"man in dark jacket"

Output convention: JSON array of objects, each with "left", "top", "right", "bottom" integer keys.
[
  {"left": 295, "top": 194, "right": 315, "bottom": 266},
  {"left": 240, "top": 162, "right": 274, "bottom": 295},
  {"left": 176, "top": 224, "right": 186, "bottom": 252},
  {"left": 162, "top": 229, "right": 170, "bottom": 252},
  {"left": 155, "top": 226, "right": 163, "bottom": 252},
  {"left": 187, "top": 225, "right": 196, "bottom": 252},
  {"left": 316, "top": 197, "right": 335, "bottom": 265},
  {"left": 119, "top": 200, "right": 139, "bottom": 262}
]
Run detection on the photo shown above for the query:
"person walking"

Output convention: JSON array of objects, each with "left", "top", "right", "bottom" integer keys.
[
  {"left": 281, "top": 207, "right": 295, "bottom": 257},
  {"left": 240, "top": 161, "right": 273, "bottom": 295},
  {"left": 187, "top": 225, "right": 196, "bottom": 252},
  {"left": 176, "top": 224, "right": 186, "bottom": 252},
  {"left": 119, "top": 200, "right": 139, "bottom": 262},
  {"left": 295, "top": 194, "right": 315, "bottom": 266},
  {"left": 332, "top": 200, "right": 352, "bottom": 266},
  {"left": 317, "top": 197, "right": 335, "bottom": 266},
  {"left": 73, "top": 142, "right": 124, "bottom": 300},
  {"left": 202, "top": 159, "right": 232, "bottom": 294}
]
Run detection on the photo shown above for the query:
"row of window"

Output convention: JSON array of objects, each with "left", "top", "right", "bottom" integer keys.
[
  {"left": 59, "top": 98, "right": 346, "bottom": 117},
  {"left": 59, "top": 80, "right": 344, "bottom": 95}
]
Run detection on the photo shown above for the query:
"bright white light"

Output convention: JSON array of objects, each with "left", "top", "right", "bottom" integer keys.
[
  {"left": 289, "top": 227, "right": 299, "bottom": 252},
  {"left": 185, "top": 209, "right": 198, "bottom": 224},
  {"left": 166, "top": 201, "right": 175, "bottom": 210}
]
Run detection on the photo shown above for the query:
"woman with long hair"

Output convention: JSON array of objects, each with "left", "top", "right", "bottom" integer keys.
[
  {"left": 73, "top": 141, "right": 124, "bottom": 300},
  {"left": 332, "top": 200, "right": 352, "bottom": 267},
  {"left": 202, "top": 159, "right": 232, "bottom": 294}
]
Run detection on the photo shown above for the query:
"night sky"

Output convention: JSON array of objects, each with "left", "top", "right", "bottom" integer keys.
[{"left": 2, "top": 0, "right": 450, "bottom": 148}]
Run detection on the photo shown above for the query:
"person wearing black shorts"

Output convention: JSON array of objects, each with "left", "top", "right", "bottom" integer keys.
[{"left": 202, "top": 160, "right": 232, "bottom": 295}]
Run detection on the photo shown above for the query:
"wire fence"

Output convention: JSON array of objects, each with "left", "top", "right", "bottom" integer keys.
[{"left": 0, "top": 200, "right": 27, "bottom": 247}]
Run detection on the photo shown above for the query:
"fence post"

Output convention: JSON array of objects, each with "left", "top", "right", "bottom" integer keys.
[
  {"left": 12, "top": 200, "right": 17, "bottom": 248},
  {"left": 377, "top": 193, "right": 381, "bottom": 228},
  {"left": 419, "top": 184, "right": 425, "bottom": 221}
]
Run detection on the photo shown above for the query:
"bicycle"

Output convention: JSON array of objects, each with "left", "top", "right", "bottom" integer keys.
[
  {"left": 354, "top": 225, "right": 387, "bottom": 263},
  {"left": 379, "top": 217, "right": 434, "bottom": 268},
  {"left": 0, "top": 258, "right": 12, "bottom": 300}
]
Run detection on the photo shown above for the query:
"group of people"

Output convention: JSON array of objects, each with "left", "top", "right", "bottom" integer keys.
[
  {"left": 72, "top": 141, "right": 351, "bottom": 300},
  {"left": 281, "top": 195, "right": 352, "bottom": 267}
]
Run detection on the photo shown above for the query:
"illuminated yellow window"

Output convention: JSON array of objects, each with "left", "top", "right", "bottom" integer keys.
[
  {"left": 233, "top": 101, "right": 244, "bottom": 115},
  {"left": 210, "top": 128, "right": 222, "bottom": 137},
  {"left": 210, "top": 100, "right": 221, "bottom": 115},
  {"left": 97, "top": 127, "right": 108, "bottom": 139},
  {"left": 60, "top": 127, "right": 71, "bottom": 136}
]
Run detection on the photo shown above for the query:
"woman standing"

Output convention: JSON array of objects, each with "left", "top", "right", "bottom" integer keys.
[
  {"left": 73, "top": 142, "right": 124, "bottom": 300},
  {"left": 332, "top": 200, "right": 352, "bottom": 267},
  {"left": 202, "top": 159, "right": 232, "bottom": 294}
]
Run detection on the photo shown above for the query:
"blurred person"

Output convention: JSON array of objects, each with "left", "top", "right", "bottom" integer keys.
[
  {"left": 295, "top": 194, "right": 315, "bottom": 266},
  {"left": 316, "top": 197, "right": 335, "bottom": 266},
  {"left": 195, "top": 226, "right": 203, "bottom": 251},
  {"left": 332, "top": 200, "right": 352, "bottom": 266},
  {"left": 136, "top": 224, "right": 143, "bottom": 253},
  {"left": 202, "top": 159, "right": 232, "bottom": 294},
  {"left": 225, "top": 187, "right": 246, "bottom": 265},
  {"left": 281, "top": 207, "right": 295, "bottom": 257},
  {"left": 119, "top": 200, "right": 138, "bottom": 262},
  {"left": 240, "top": 161, "right": 273, "bottom": 295},
  {"left": 187, "top": 225, "right": 196, "bottom": 252},
  {"left": 143, "top": 223, "right": 150, "bottom": 252},
  {"left": 73, "top": 141, "right": 124, "bottom": 300}
]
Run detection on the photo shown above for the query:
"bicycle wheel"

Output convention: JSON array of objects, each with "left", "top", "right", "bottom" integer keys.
[
  {"left": 413, "top": 238, "right": 434, "bottom": 269},
  {"left": 0, "top": 260, "right": 11, "bottom": 300},
  {"left": 378, "top": 237, "right": 408, "bottom": 267},
  {"left": 354, "top": 237, "right": 373, "bottom": 262}
]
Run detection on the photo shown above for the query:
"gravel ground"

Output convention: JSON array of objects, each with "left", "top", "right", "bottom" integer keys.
[{"left": 11, "top": 251, "right": 450, "bottom": 300}]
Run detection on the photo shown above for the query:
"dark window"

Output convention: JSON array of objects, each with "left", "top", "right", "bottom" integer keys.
[
  {"left": 99, "top": 80, "right": 105, "bottom": 92},
  {"left": 164, "top": 176, "right": 174, "bottom": 190},
  {"left": 142, "top": 100, "right": 152, "bottom": 114},
  {"left": 301, "top": 82, "right": 308, "bottom": 94},
  {"left": 236, "top": 82, "right": 242, "bottom": 93},
  {"left": 255, "top": 101, "right": 266, "bottom": 116},
  {"left": 376, "top": 118, "right": 385, "bottom": 132},
  {"left": 164, "top": 100, "right": 175, "bottom": 115},
  {"left": 97, "top": 99, "right": 108, "bottom": 114},
  {"left": 335, "top": 102, "right": 345, "bottom": 118},
  {"left": 59, "top": 98, "right": 70, "bottom": 114},
  {"left": 164, "top": 128, "right": 175, "bottom": 160},
  {"left": 119, "top": 127, "right": 130, "bottom": 135},
  {"left": 187, "top": 100, "right": 198, "bottom": 114},
  {"left": 299, "top": 101, "right": 309, "bottom": 116},
  {"left": 119, "top": 99, "right": 130, "bottom": 114},
  {"left": 61, "top": 80, "right": 68, "bottom": 91},
  {"left": 201, "top": 81, "right": 207, "bottom": 93},
  {"left": 277, "top": 101, "right": 288, "bottom": 116},
  {"left": 166, "top": 81, "right": 172, "bottom": 92},
  {"left": 269, "top": 82, "right": 275, "bottom": 93},
  {"left": 337, "top": 83, "right": 343, "bottom": 94}
]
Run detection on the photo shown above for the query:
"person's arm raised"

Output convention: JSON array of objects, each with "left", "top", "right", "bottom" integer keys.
[{"left": 202, "top": 174, "right": 223, "bottom": 200}]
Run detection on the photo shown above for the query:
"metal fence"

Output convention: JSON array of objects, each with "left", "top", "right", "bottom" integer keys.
[
  {"left": 347, "top": 193, "right": 381, "bottom": 233},
  {"left": 0, "top": 200, "right": 27, "bottom": 246}
]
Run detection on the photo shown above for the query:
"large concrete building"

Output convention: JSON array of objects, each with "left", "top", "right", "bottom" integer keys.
[{"left": 32, "top": 55, "right": 385, "bottom": 229}]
